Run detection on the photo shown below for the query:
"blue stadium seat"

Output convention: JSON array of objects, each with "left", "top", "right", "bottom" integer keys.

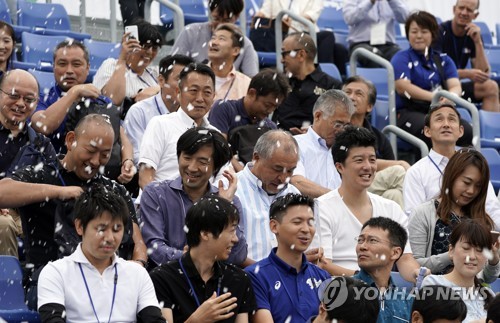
[
  {"left": 395, "top": 37, "right": 409, "bottom": 50},
  {"left": 355, "top": 67, "right": 389, "bottom": 97},
  {"left": 17, "top": 0, "right": 91, "bottom": 41},
  {"left": 83, "top": 39, "right": 121, "bottom": 76},
  {"left": 29, "top": 69, "right": 55, "bottom": 94},
  {"left": 257, "top": 51, "right": 276, "bottom": 68},
  {"left": 245, "top": 0, "right": 262, "bottom": 26},
  {"left": 475, "top": 21, "right": 494, "bottom": 47},
  {"left": 0, "top": 0, "right": 30, "bottom": 41},
  {"left": 319, "top": 63, "right": 341, "bottom": 80},
  {"left": 456, "top": 107, "right": 472, "bottom": 124},
  {"left": 160, "top": 0, "right": 208, "bottom": 30},
  {"left": 490, "top": 278, "right": 500, "bottom": 293},
  {"left": 0, "top": 256, "right": 40, "bottom": 322},
  {"left": 371, "top": 96, "right": 389, "bottom": 130},
  {"left": 481, "top": 148, "right": 500, "bottom": 193},
  {"left": 479, "top": 110, "right": 500, "bottom": 150},
  {"left": 485, "top": 47, "right": 500, "bottom": 78},
  {"left": 21, "top": 32, "right": 68, "bottom": 71},
  {"left": 317, "top": 6, "right": 348, "bottom": 32}
]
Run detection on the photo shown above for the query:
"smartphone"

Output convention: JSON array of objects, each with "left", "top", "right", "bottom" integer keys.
[
  {"left": 125, "top": 25, "right": 139, "bottom": 42},
  {"left": 492, "top": 231, "right": 500, "bottom": 241},
  {"left": 415, "top": 267, "right": 427, "bottom": 290}
]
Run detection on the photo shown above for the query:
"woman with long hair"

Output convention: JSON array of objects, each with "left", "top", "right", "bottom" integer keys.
[
  {"left": 409, "top": 148, "right": 500, "bottom": 280},
  {"left": 421, "top": 219, "right": 497, "bottom": 322},
  {"left": 0, "top": 21, "right": 15, "bottom": 74}
]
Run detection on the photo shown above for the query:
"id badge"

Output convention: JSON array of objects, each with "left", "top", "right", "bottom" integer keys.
[{"left": 370, "top": 22, "right": 387, "bottom": 45}]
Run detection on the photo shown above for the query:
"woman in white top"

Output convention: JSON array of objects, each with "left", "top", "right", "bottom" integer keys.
[{"left": 422, "top": 219, "right": 497, "bottom": 323}]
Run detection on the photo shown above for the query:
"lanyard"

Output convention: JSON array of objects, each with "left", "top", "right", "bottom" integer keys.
[
  {"left": 127, "top": 66, "right": 158, "bottom": 87},
  {"left": 427, "top": 155, "right": 444, "bottom": 175},
  {"left": 154, "top": 96, "right": 164, "bottom": 115},
  {"left": 222, "top": 77, "right": 236, "bottom": 102},
  {"left": 178, "top": 258, "right": 221, "bottom": 307},
  {"left": 79, "top": 263, "right": 118, "bottom": 323}
]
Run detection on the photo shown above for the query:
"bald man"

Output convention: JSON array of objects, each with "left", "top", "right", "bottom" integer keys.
[
  {"left": 0, "top": 114, "right": 148, "bottom": 299},
  {"left": 0, "top": 70, "right": 56, "bottom": 257}
]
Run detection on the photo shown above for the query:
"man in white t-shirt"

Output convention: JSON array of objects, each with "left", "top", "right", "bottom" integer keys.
[
  {"left": 313, "top": 126, "right": 420, "bottom": 283},
  {"left": 37, "top": 184, "right": 165, "bottom": 322},
  {"left": 138, "top": 63, "right": 218, "bottom": 189}
]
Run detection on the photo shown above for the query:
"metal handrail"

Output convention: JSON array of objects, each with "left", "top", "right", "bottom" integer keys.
[
  {"left": 144, "top": 0, "right": 185, "bottom": 40},
  {"left": 431, "top": 90, "right": 481, "bottom": 150},
  {"left": 110, "top": 0, "right": 117, "bottom": 42},
  {"left": 382, "top": 125, "right": 429, "bottom": 158},
  {"left": 275, "top": 10, "right": 317, "bottom": 71},
  {"left": 349, "top": 47, "right": 397, "bottom": 152},
  {"left": 80, "top": 1, "right": 86, "bottom": 34}
]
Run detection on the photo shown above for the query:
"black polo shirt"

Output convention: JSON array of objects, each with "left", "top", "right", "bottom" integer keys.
[
  {"left": 273, "top": 65, "right": 342, "bottom": 131},
  {"left": 0, "top": 124, "right": 29, "bottom": 178},
  {"left": 363, "top": 118, "right": 395, "bottom": 160},
  {"left": 11, "top": 157, "right": 137, "bottom": 268},
  {"left": 150, "top": 252, "right": 255, "bottom": 322},
  {"left": 435, "top": 20, "right": 476, "bottom": 69}
]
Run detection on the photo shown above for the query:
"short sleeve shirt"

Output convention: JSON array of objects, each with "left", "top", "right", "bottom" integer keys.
[{"left": 436, "top": 20, "right": 476, "bottom": 69}]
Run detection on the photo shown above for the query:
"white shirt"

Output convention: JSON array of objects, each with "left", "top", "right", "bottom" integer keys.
[
  {"left": 236, "top": 163, "right": 300, "bottom": 261},
  {"left": 139, "top": 108, "right": 216, "bottom": 182},
  {"left": 93, "top": 58, "right": 159, "bottom": 99},
  {"left": 312, "top": 189, "right": 412, "bottom": 270},
  {"left": 124, "top": 92, "right": 170, "bottom": 164},
  {"left": 293, "top": 127, "right": 341, "bottom": 190},
  {"left": 403, "top": 149, "right": 500, "bottom": 230},
  {"left": 37, "top": 244, "right": 160, "bottom": 323}
]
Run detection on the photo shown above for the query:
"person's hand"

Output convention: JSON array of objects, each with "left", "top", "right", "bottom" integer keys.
[
  {"left": 0, "top": 209, "right": 9, "bottom": 216},
  {"left": 489, "top": 238, "right": 500, "bottom": 265},
  {"left": 133, "top": 85, "right": 160, "bottom": 102},
  {"left": 398, "top": 160, "right": 411, "bottom": 171},
  {"left": 69, "top": 84, "right": 101, "bottom": 100},
  {"left": 289, "top": 127, "right": 307, "bottom": 135},
  {"left": 465, "top": 23, "right": 482, "bottom": 44},
  {"left": 119, "top": 32, "right": 141, "bottom": 61},
  {"left": 187, "top": 292, "right": 238, "bottom": 323},
  {"left": 117, "top": 159, "right": 137, "bottom": 184},
  {"left": 468, "top": 69, "right": 490, "bottom": 83},
  {"left": 305, "top": 247, "right": 324, "bottom": 264},
  {"left": 218, "top": 169, "right": 238, "bottom": 202},
  {"left": 183, "top": 245, "right": 189, "bottom": 254},
  {"left": 57, "top": 186, "right": 84, "bottom": 200}
]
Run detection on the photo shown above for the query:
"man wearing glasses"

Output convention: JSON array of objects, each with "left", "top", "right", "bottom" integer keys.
[
  {"left": 311, "top": 126, "right": 422, "bottom": 284},
  {"left": 272, "top": 33, "right": 342, "bottom": 134},
  {"left": 291, "top": 89, "right": 355, "bottom": 198},
  {"left": 353, "top": 217, "right": 413, "bottom": 322},
  {"left": 0, "top": 69, "right": 56, "bottom": 257}
]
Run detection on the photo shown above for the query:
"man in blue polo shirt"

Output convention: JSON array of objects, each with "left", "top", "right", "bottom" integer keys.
[
  {"left": 354, "top": 217, "right": 414, "bottom": 322},
  {"left": 246, "top": 193, "right": 330, "bottom": 323}
]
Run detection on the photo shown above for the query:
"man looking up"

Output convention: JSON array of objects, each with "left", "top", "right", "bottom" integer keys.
[{"left": 208, "top": 23, "right": 250, "bottom": 102}]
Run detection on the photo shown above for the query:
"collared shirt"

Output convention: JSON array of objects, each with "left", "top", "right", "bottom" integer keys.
[
  {"left": 93, "top": 58, "right": 159, "bottom": 99},
  {"left": 436, "top": 20, "right": 476, "bottom": 70},
  {"left": 124, "top": 92, "right": 170, "bottom": 164},
  {"left": 171, "top": 22, "right": 259, "bottom": 77},
  {"left": 273, "top": 65, "right": 342, "bottom": 131},
  {"left": 0, "top": 123, "right": 29, "bottom": 177},
  {"left": 403, "top": 149, "right": 500, "bottom": 229},
  {"left": 343, "top": 0, "right": 409, "bottom": 45},
  {"left": 208, "top": 98, "right": 277, "bottom": 135},
  {"left": 138, "top": 108, "right": 217, "bottom": 182},
  {"left": 391, "top": 47, "right": 458, "bottom": 110},
  {"left": 139, "top": 176, "right": 247, "bottom": 265},
  {"left": 354, "top": 269, "right": 413, "bottom": 323},
  {"left": 293, "top": 127, "right": 341, "bottom": 190},
  {"left": 210, "top": 63, "right": 251, "bottom": 103},
  {"left": 150, "top": 251, "right": 256, "bottom": 323},
  {"left": 312, "top": 189, "right": 412, "bottom": 270},
  {"left": 236, "top": 164, "right": 300, "bottom": 261},
  {"left": 38, "top": 244, "right": 162, "bottom": 322},
  {"left": 11, "top": 158, "right": 137, "bottom": 268},
  {"left": 36, "top": 85, "right": 114, "bottom": 153},
  {"left": 245, "top": 248, "right": 330, "bottom": 323}
]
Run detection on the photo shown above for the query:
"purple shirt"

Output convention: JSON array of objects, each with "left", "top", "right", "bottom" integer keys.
[
  {"left": 208, "top": 98, "right": 277, "bottom": 134},
  {"left": 140, "top": 176, "right": 248, "bottom": 266}
]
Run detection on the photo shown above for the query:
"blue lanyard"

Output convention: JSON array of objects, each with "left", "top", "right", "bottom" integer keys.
[
  {"left": 222, "top": 77, "right": 236, "bottom": 102},
  {"left": 127, "top": 66, "right": 158, "bottom": 87},
  {"left": 178, "top": 258, "right": 221, "bottom": 307},
  {"left": 154, "top": 96, "right": 164, "bottom": 115},
  {"left": 79, "top": 263, "right": 118, "bottom": 323},
  {"left": 427, "top": 155, "right": 444, "bottom": 175}
]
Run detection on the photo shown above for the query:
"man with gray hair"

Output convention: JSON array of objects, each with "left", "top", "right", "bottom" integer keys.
[
  {"left": 235, "top": 130, "right": 300, "bottom": 261},
  {"left": 291, "top": 89, "right": 355, "bottom": 198}
]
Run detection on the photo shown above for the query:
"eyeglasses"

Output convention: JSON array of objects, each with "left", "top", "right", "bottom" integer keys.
[
  {"left": 281, "top": 48, "right": 305, "bottom": 58},
  {"left": 355, "top": 235, "right": 393, "bottom": 246},
  {"left": 332, "top": 121, "right": 351, "bottom": 130},
  {"left": 0, "top": 88, "right": 38, "bottom": 104}
]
